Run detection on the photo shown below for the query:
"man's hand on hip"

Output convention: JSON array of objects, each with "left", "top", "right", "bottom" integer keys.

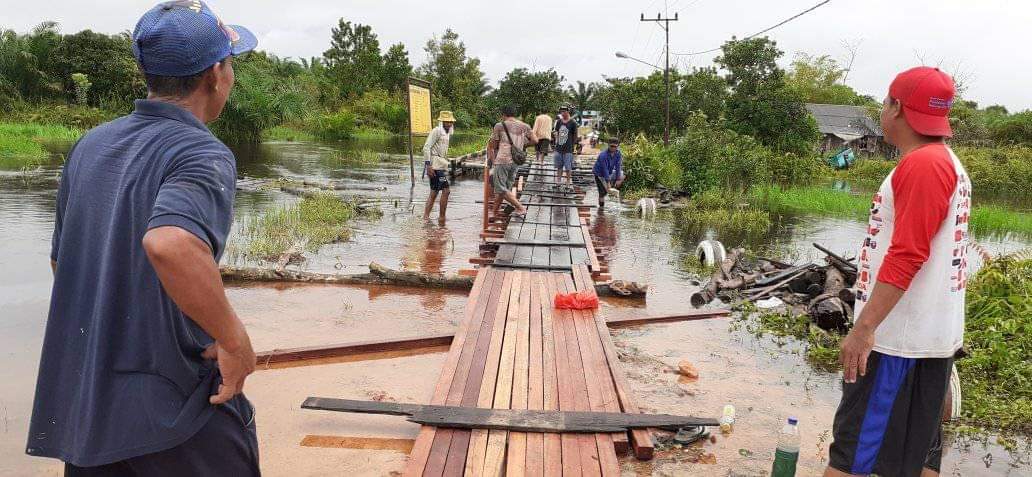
[{"left": 203, "top": 340, "right": 256, "bottom": 404}]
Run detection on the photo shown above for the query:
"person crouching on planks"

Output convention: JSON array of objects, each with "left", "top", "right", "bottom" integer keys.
[
  {"left": 423, "top": 110, "right": 455, "bottom": 223},
  {"left": 593, "top": 138, "right": 624, "bottom": 207}
]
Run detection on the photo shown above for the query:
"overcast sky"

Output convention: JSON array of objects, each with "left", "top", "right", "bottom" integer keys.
[{"left": 3, "top": 0, "right": 1030, "bottom": 111}]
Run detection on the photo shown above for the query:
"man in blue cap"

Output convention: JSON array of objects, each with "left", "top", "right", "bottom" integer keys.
[{"left": 26, "top": 2, "right": 261, "bottom": 475}]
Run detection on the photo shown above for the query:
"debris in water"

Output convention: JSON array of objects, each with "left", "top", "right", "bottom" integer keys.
[{"left": 676, "top": 360, "right": 699, "bottom": 379}]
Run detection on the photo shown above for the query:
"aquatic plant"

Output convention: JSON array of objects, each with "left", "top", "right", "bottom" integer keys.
[
  {"left": 0, "top": 122, "right": 81, "bottom": 165},
  {"left": 957, "top": 251, "right": 1032, "bottom": 431},
  {"left": 236, "top": 193, "right": 377, "bottom": 261}
]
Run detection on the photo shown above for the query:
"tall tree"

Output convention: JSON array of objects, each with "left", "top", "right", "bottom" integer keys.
[
  {"left": 49, "top": 29, "right": 144, "bottom": 109},
  {"left": 491, "top": 68, "right": 565, "bottom": 122},
  {"left": 418, "top": 29, "right": 488, "bottom": 124},
  {"left": 380, "top": 43, "right": 412, "bottom": 94},
  {"left": 322, "top": 20, "right": 383, "bottom": 99},
  {"left": 566, "top": 81, "right": 596, "bottom": 114},
  {"left": 716, "top": 37, "right": 819, "bottom": 156},
  {"left": 785, "top": 53, "right": 867, "bottom": 106}
]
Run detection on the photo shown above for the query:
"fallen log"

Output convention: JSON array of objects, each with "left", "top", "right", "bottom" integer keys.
[
  {"left": 690, "top": 247, "right": 744, "bottom": 307},
  {"left": 301, "top": 398, "right": 720, "bottom": 432},
  {"left": 220, "top": 262, "right": 475, "bottom": 290},
  {"left": 221, "top": 264, "right": 647, "bottom": 298},
  {"left": 808, "top": 266, "right": 851, "bottom": 332}
]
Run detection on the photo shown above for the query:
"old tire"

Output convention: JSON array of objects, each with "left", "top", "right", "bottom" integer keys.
[{"left": 696, "top": 240, "right": 726, "bottom": 267}]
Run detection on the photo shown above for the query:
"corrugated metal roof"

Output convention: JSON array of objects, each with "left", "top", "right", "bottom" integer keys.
[{"left": 805, "top": 103, "right": 883, "bottom": 137}]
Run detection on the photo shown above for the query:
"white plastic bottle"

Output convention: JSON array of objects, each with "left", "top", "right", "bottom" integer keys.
[
  {"left": 719, "top": 404, "right": 735, "bottom": 433},
  {"left": 771, "top": 417, "right": 800, "bottom": 477}
]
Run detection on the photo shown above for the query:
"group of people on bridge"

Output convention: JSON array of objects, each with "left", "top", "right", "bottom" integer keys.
[{"left": 420, "top": 104, "right": 626, "bottom": 223}]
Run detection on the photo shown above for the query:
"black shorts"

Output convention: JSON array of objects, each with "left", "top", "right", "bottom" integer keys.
[
  {"left": 829, "top": 351, "right": 952, "bottom": 477},
  {"left": 65, "top": 397, "right": 259, "bottom": 476},
  {"left": 429, "top": 169, "right": 449, "bottom": 191},
  {"left": 537, "top": 138, "right": 551, "bottom": 154}
]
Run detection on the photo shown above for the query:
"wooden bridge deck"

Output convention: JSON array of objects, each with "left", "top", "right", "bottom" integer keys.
[{"left": 404, "top": 159, "right": 650, "bottom": 476}]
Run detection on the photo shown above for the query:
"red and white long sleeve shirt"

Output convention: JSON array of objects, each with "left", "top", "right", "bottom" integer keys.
[{"left": 854, "top": 143, "right": 971, "bottom": 358}]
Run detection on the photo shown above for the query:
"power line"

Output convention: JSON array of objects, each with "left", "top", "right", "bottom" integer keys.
[{"left": 672, "top": 0, "right": 832, "bottom": 56}]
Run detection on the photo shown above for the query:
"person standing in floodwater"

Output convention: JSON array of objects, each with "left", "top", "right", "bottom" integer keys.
[
  {"left": 26, "top": 2, "right": 260, "bottom": 475},
  {"left": 825, "top": 67, "right": 970, "bottom": 477},
  {"left": 422, "top": 110, "right": 455, "bottom": 223},
  {"left": 552, "top": 106, "right": 579, "bottom": 184}
]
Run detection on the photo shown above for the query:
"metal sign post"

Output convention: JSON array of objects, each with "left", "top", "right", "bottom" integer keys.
[{"left": 406, "top": 77, "right": 432, "bottom": 186}]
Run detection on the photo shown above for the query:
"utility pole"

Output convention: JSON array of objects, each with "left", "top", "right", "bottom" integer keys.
[{"left": 640, "top": 12, "right": 678, "bottom": 146}]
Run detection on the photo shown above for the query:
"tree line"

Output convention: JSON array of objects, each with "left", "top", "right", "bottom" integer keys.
[{"left": 1, "top": 20, "right": 1029, "bottom": 149}]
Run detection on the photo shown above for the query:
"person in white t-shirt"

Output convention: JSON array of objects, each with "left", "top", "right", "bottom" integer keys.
[{"left": 825, "top": 67, "right": 970, "bottom": 477}]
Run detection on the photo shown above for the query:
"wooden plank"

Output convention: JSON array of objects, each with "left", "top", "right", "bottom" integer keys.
[
  {"left": 530, "top": 219, "right": 551, "bottom": 269},
  {"left": 535, "top": 273, "right": 563, "bottom": 477},
  {"left": 486, "top": 239, "right": 588, "bottom": 247},
  {"left": 573, "top": 266, "right": 655, "bottom": 461},
  {"left": 439, "top": 270, "right": 514, "bottom": 476},
  {"left": 506, "top": 272, "right": 533, "bottom": 476},
  {"left": 403, "top": 269, "right": 493, "bottom": 476},
  {"left": 543, "top": 273, "right": 583, "bottom": 476},
  {"left": 464, "top": 271, "right": 520, "bottom": 476},
  {"left": 428, "top": 270, "right": 508, "bottom": 476},
  {"left": 603, "top": 310, "right": 731, "bottom": 329},
  {"left": 482, "top": 271, "right": 524, "bottom": 475},
  {"left": 491, "top": 263, "right": 573, "bottom": 271},
  {"left": 551, "top": 274, "right": 603, "bottom": 477},
  {"left": 580, "top": 216, "right": 601, "bottom": 272},
  {"left": 526, "top": 273, "right": 545, "bottom": 477},
  {"left": 256, "top": 333, "right": 454, "bottom": 368},
  {"left": 563, "top": 274, "right": 628, "bottom": 458}
]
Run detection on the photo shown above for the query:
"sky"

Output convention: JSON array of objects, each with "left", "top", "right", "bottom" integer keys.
[{"left": 2, "top": 0, "right": 1030, "bottom": 111}]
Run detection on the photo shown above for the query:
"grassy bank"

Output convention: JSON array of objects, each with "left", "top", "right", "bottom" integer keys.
[
  {"left": 0, "top": 123, "right": 81, "bottom": 165},
  {"left": 726, "top": 186, "right": 1032, "bottom": 238},
  {"left": 236, "top": 193, "right": 380, "bottom": 261}
]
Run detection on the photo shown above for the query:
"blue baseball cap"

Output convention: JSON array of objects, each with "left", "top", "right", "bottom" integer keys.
[{"left": 132, "top": 1, "right": 258, "bottom": 77}]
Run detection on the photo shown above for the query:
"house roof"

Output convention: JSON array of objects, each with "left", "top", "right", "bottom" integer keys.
[{"left": 805, "top": 103, "right": 883, "bottom": 138}]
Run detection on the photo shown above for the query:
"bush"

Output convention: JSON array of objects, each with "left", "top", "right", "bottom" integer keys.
[
  {"left": 621, "top": 134, "right": 682, "bottom": 192},
  {"left": 667, "top": 112, "right": 774, "bottom": 196},
  {"left": 350, "top": 89, "right": 407, "bottom": 132},
  {"left": 4, "top": 101, "right": 117, "bottom": 129},
  {"left": 988, "top": 110, "right": 1032, "bottom": 145},
  {"left": 312, "top": 109, "right": 357, "bottom": 141},
  {"left": 767, "top": 151, "right": 826, "bottom": 187},
  {"left": 954, "top": 145, "right": 1032, "bottom": 198}
]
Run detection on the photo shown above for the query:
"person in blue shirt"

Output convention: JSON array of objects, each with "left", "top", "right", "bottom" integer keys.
[
  {"left": 593, "top": 138, "right": 625, "bottom": 207},
  {"left": 27, "top": 2, "right": 260, "bottom": 475}
]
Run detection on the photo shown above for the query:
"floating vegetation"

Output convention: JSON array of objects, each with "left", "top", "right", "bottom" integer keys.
[{"left": 236, "top": 193, "right": 379, "bottom": 261}]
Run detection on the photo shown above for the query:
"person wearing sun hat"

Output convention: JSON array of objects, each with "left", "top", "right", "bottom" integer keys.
[
  {"left": 825, "top": 66, "right": 971, "bottom": 477},
  {"left": 422, "top": 110, "right": 456, "bottom": 223},
  {"left": 26, "top": 1, "right": 261, "bottom": 475}
]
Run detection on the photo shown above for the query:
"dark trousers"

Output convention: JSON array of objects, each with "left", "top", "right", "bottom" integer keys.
[{"left": 65, "top": 404, "right": 260, "bottom": 477}]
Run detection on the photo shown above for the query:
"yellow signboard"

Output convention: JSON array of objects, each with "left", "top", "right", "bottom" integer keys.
[{"left": 408, "top": 83, "right": 432, "bottom": 135}]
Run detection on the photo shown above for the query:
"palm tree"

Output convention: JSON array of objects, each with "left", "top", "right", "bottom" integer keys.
[{"left": 566, "top": 80, "right": 596, "bottom": 114}]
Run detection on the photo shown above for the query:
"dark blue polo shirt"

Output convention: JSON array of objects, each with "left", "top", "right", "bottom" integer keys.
[{"left": 27, "top": 99, "right": 244, "bottom": 466}]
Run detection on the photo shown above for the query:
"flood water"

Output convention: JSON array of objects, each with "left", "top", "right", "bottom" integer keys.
[{"left": 1, "top": 138, "right": 1029, "bottom": 476}]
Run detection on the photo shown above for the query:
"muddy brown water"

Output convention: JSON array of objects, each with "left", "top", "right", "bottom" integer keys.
[{"left": 1, "top": 139, "right": 1029, "bottom": 476}]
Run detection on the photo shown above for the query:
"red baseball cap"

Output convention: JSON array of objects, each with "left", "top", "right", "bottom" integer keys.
[{"left": 888, "top": 66, "right": 955, "bottom": 137}]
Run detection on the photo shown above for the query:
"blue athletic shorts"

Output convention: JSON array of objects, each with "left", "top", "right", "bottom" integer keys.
[
  {"left": 429, "top": 169, "right": 449, "bottom": 191},
  {"left": 553, "top": 152, "right": 574, "bottom": 171}
]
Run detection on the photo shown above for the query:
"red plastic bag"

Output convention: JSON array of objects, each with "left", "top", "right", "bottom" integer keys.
[{"left": 554, "top": 290, "right": 599, "bottom": 310}]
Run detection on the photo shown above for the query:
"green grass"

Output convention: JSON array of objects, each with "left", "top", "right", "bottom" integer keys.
[
  {"left": 448, "top": 139, "right": 490, "bottom": 157},
  {"left": 957, "top": 252, "right": 1032, "bottom": 431},
  {"left": 732, "top": 303, "right": 844, "bottom": 371},
  {"left": 237, "top": 193, "right": 379, "bottom": 261},
  {"left": 352, "top": 126, "right": 395, "bottom": 139},
  {"left": 262, "top": 125, "right": 316, "bottom": 142},
  {"left": 0, "top": 123, "right": 82, "bottom": 165},
  {"left": 743, "top": 186, "right": 1032, "bottom": 238}
]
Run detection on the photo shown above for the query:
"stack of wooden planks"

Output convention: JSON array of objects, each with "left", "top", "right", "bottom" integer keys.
[{"left": 404, "top": 264, "right": 652, "bottom": 476}]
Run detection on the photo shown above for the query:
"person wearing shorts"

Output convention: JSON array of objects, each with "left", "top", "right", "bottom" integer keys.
[
  {"left": 552, "top": 106, "right": 578, "bottom": 184},
  {"left": 532, "top": 112, "right": 553, "bottom": 162},
  {"left": 487, "top": 105, "right": 534, "bottom": 218},
  {"left": 825, "top": 67, "right": 969, "bottom": 477},
  {"left": 422, "top": 111, "right": 454, "bottom": 222},
  {"left": 593, "top": 138, "right": 624, "bottom": 207}
]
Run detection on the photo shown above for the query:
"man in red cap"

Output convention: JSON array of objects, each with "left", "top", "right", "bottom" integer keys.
[{"left": 825, "top": 67, "right": 971, "bottom": 477}]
